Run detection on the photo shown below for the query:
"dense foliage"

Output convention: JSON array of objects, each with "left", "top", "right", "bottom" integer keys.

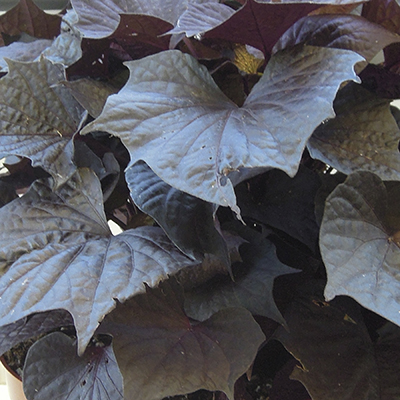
[{"left": 0, "top": 0, "right": 400, "bottom": 399}]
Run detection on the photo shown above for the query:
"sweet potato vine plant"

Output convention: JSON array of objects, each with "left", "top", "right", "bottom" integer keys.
[{"left": 0, "top": 0, "right": 400, "bottom": 399}]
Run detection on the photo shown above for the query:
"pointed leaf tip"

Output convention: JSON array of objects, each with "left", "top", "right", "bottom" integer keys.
[{"left": 82, "top": 46, "right": 362, "bottom": 212}]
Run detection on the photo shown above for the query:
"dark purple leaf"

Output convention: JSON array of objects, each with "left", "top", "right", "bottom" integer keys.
[
  {"left": 71, "top": 0, "right": 186, "bottom": 38},
  {"left": 0, "top": 39, "right": 52, "bottom": 73},
  {"left": 0, "top": 310, "right": 73, "bottom": 356},
  {"left": 0, "top": 0, "right": 62, "bottom": 46},
  {"left": 273, "top": 14, "right": 400, "bottom": 64},
  {"left": 101, "top": 281, "right": 265, "bottom": 400},
  {"left": 81, "top": 46, "right": 361, "bottom": 214},
  {"left": 362, "top": 0, "right": 400, "bottom": 34},
  {"left": 308, "top": 83, "right": 400, "bottom": 180},
  {"left": 168, "top": 2, "right": 235, "bottom": 38},
  {"left": 204, "top": 0, "right": 321, "bottom": 58},
  {"left": 320, "top": 171, "right": 400, "bottom": 327},
  {"left": 184, "top": 233, "right": 298, "bottom": 324},
  {"left": 126, "top": 161, "right": 228, "bottom": 262},
  {"left": 360, "top": 63, "right": 400, "bottom": 98},
  {"left": 64, "top": 78, "right": 117, "bottom": 118},
  {"left": 274, "top": 285, "right": 380, "bottom": 400},
  {"left": 275, "top": 284, "right": 400, "bottom": 399},
  {"left": 0, "top": 168, "right": 196, "bottom": 354},
  {"left": 0, "top": 58, "right": 84, "bottom": 187},
  {"left": 23, "top": 332, "right": 123, "bottom": 400},
  {"left": 236, "top": 167, "right": 321, "bottom": 251}
]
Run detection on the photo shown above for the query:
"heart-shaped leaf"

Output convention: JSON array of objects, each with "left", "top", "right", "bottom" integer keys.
[
  {"left": 126, "top": 160, "right": 228, "bottom": 262},
  {"left": 0, "top": 169, "right": 196, "bottom": 354},
  {"left": 23, "top": 332, "right": 123, "bottom": 400},
  {"left": 101, "top": 281, "right": 265, "bottom": 400},
  {"left": 0, "top": 57, "right": 84, "bottom": 186},
  {"left": 308, "top": 83, "right": 400, "bottom": 181},
  {"left": 320, "top": 171, "right": 400, "bottom": 327},
  {"left": 81, "top": 47, "right": 362, "bottom": 213}
]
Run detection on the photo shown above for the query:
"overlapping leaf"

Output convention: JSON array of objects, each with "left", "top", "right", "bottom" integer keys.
[
  {"left": 320, "top": 171, "right": 400, "bottom": 327},
  {"left": 0, "top": 169, "right": 196, "bottom": 354},
  {"left": 273, "top": 14, "right": 400, "bottom": 64},
  {"left": 81, "top": 47, "right": 362, "bottom": 212},
  {"left": 23, "top": 332, "right": 123, "bottom": 400},
  {"left": 0, "top": 39, "right": 52, "bottom": 72},
  {"left": 236, "top": 167, "right": 321, "bottom": 251},
  {"left": 275, "top": 287, "right": 380, "bottom": 400},
  {"left": 71, "top": 0, "right": 187, "bottom": 38},
  {"left": 275, "top": 283, "right": 400, "bottom": 399},
  {"left": 101, "top": 281, "right": 265, "bottom": 400},
  {"left": 0, "top": 310, "right": 73, "bottom": 356},
  {"left": 308, "top": 84, "right": 400, "bottom": 180},
  {"left": 184, "top": 234, "right": 298, "bottom": 324},
  {"left": 167, "top": 1, "right": 235, "bottom": 37},
  {"left": 0, "top": 57, "right": 84, "bottom": 186},
  {"left": 204, "top": 0, "right": 321, "bottom": 58},
  {"left": 0, "top": 0, "right": 62, "bottom": 46},
  {"left": 126, "top": 160, "right": 228, "bottom": 261}
]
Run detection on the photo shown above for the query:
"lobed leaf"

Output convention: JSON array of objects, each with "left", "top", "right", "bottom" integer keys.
[
  {"left": 23, "top": 332, "right": 123, "bottom": 400},
  {"left": 167, "top": 1, "right": 235, "bottom": 38},
  {"left": 273, "top": 14, "right": 400, "bottom": 64},
  {"left": 101, "top": 281, "right": 265, "bottom": 400},
  {"left": 184, "top": 234, "right": 298, "bottom": 324},
  {"left": 320, "top": 171, "right": 400, "bottom": 327},
  {"left": 0, "top": 169, "right": 196, "bottom": 354},
  {"left": 308, "top": 84, "right": 400, "bottom": 181},
  {"left": 0, "top": 57, "right": 84, "bottom": 186},
  {"left": 0, "top": 0, "right": 62, "bottom": 46},
  {"left": 71, "top": 0, "right": 187, "bottom": 38},
  {"left": 81, "top": 47, "right": 362, "bottom": 213}
]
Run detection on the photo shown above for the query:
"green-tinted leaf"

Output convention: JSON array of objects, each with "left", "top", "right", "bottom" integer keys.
[
  {"left": 82, "top": 47, "right": 361, "bottom": 212},
  {"left": 320, "top": 171, "right": 400, "bottom": 327},
  {"left": 184, "top": 234, "right": 298, "bottom": 324},
  {"left": 0, "top": 58, "right": 84, "bottom": 186},
  {"left": 308, "top": 84, "right": 400, "bottom": 180},
  {"left": 101, "top": 281, "right": 265, "bottom": 400},
  {"left": 0, "top": 169, "right": 196, "bottom": 354},
  {"left": 274, "top": 286, "right": 380, "bottom": 400},
  {"left": 23, "top": 332, "right": 123, "bottom": 400},
  {"left": 126, "top": 161, "right": 228, "bottom": 262}
]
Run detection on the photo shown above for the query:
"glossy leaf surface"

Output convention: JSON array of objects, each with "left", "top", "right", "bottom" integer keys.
[{"left": 82, "top": 47, "right": 361, "bottom": 212}]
